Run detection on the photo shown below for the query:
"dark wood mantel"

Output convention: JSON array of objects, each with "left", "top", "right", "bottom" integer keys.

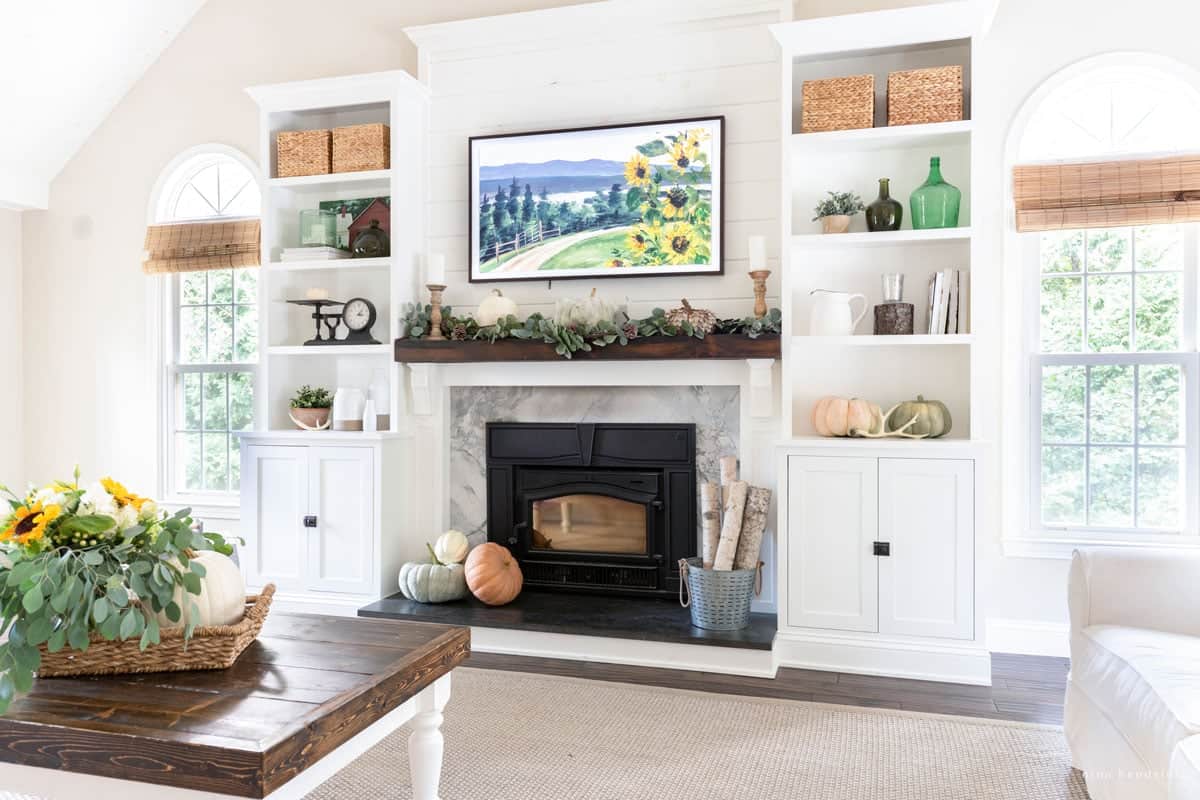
[{"left": 394, "top": 333, "right": 781, "bottom": 363}]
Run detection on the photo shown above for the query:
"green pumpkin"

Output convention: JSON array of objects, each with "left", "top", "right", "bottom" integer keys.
[
  {"left": 885, "top": 395, "right": 952, "bottom": 438},
  {"left": 398, "top": 555, "right": 468, "bottom": 604}
]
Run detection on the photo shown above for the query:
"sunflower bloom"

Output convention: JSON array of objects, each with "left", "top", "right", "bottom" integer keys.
[
  {"left": 662, "top": 187, "right": 689, "bottom": 219},
  {"left": 663, "top": 222, "right": 700, "bottom": 264},
  {"left": 669, "top": 140, "right": 696, "bottom": 173},
  {"left": 607, "top": 258, "right": 625, "bottom": 268},
  {"left": 684, "top": 128, "right": 710, "bottom": 150},
  {"left": 627, "top": 226, "right": 652, "bottom": 255},
  {"left": 624, "top": 153, "right": 651, "bottom": 188},
  {"left": 2, "top": 503, "right": 61, "bottom": 545},
  {"left": 101, "top": 477, "right": 148, "bottom": 511}
]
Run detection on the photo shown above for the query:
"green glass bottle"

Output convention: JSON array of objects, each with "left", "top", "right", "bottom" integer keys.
[
  {"left": 909, "top": 156, "right": 961, "bottom": 229},
  {"left": 866, "top": 178, "right": 903, "bottom": 232}
]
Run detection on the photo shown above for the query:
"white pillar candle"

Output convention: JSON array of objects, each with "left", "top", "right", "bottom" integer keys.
[
  {"left": 305, "top": 287, "right": 330, "bottom": 301},
  {"left": 748, "top": 235, "right": 767, "bottom": 271},
  {"left": 426, "top": 253, "right": 446, "bottom": 285}
]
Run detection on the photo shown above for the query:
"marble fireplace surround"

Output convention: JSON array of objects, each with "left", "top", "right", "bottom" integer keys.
[{"left": 449, "top": 386, "right": 739, "bottom": 545}]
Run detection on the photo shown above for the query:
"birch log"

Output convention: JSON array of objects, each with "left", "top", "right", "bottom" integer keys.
[
  {"left": 700, "top": 482, "right": 722, "bottom": 569},
  {"left": 719, "top": 456, "right": 739, "bottom": 505},
  {"left": 734, "top": 487, "right": 772, "bottom": 571},
  {"left": 713, "top": 480, "right": 748, "bottom": 570}
]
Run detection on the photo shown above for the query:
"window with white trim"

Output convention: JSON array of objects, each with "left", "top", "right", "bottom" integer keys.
[
  {"left": 1021, "top": 60, "right": 1200, "bottom": 541},
  {"left": 155, "top": 149, "right": 261, "bottom": 499}
]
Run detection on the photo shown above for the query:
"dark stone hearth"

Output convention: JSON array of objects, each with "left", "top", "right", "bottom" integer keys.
[{"left": 358, "top": 590, "right": 777, "bottom": 651}]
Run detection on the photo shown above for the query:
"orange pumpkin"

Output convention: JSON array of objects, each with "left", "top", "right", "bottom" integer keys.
[
  {"left": 810, "top": 395, "right": 884, "bottom": 437},
  {"left": 464, "top": 543, "right": 523, "bottom": 606}
]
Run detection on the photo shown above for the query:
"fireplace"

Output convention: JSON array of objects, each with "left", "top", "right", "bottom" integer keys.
[{"left": 485, "top": 422, "right": 697, "bottom": 597}]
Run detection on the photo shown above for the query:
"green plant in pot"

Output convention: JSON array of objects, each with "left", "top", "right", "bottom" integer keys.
[
  {"left": 812, "top": 191, "right": 865, "bottom": 234},
  {"left": 289, "top": 385, "right": 332, "bottom": 431}
]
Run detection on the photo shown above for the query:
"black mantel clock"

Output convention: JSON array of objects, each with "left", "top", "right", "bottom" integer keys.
[{"left": 340, "top": 297, "right": 381, "bottom": 345}]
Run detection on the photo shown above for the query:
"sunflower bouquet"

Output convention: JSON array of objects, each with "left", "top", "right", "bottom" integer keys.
[{"left": 0, "top": 469, "right": 234, "bottom": 713}]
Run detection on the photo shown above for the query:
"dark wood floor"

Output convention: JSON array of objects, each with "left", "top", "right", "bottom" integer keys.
[{"left": 466, "top": 650, "right": 1070, "bottom": 724}]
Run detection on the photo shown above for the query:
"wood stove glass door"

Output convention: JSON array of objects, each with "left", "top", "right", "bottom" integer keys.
[{"left": 530, "top": 494, "right": 648, "bottom": 555}]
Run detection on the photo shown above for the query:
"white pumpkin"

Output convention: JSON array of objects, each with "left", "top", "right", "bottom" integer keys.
[
  {"left": 433, "top": 529, "right": 470, "bottom": 564},
  {"left": 158, "top": 551, "right": 246, "bottom": 628},
  {"left": 476, "top": 289, "right": 519, "bottom": 327},
  {"left": 555, "top": 288, "right": 615, "bottom": 328}
]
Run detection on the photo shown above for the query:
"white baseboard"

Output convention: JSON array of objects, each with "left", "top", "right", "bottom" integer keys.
[
  {"left": 986, "top": 618, "right": 1070, "bottom": 658},
  {"left": 774, "top": 630, "right": 993, "bottom": 686},
  {"left": 470, "top": 626, "right": 779, "bottom": 678}
]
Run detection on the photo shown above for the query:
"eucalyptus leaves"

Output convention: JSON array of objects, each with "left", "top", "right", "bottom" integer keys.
[
  {"left": 399, "top": 302, "right": 782, "bottom": 359},
  {"left": 0, "top": 472, "right": 234, "bottom": 713}
]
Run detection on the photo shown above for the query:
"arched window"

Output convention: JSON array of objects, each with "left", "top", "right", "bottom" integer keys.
[
  {"left": 152, "top": 146, "right": 261, "bottom": 500},
  {"left": 1013, "top": 56, "right": 1200, "bottom": 545}
]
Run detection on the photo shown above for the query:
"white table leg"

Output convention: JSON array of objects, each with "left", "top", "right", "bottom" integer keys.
[{"left": 409, "top": 673, "right": 451, "bottom": 800}]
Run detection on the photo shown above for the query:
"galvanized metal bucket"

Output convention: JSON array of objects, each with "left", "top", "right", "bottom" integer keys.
[{"left": 678, "top": 556, "right": 762, "bottom": 631}]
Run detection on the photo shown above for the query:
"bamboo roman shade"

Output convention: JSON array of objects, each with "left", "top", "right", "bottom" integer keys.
[
  {"left": 142, "top": 218, "right": 261, "bottom": 275},
  {"left": 1013, "top": 155, "right": 1200, "bottom": 232}
]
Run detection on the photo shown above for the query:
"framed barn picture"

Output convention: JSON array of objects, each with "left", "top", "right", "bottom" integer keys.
[{"left": 469, "top": 117, "right": 724, "bottom": 283}]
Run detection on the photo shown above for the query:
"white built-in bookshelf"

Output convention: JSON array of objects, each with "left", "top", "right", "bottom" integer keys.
[
  {"left": 246, "top": 72, "right": 428, "bottom": 434},
  {"left": 774, "top": 1, "right": 986, "bottom": 443}
]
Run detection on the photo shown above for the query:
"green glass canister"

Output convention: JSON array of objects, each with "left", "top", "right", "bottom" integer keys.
[
  {"left": 909, "top": 157, "right": 961, "bottom": 229},
  {"left": 866, "top": 178, "right": 903, "bottom": 232}
]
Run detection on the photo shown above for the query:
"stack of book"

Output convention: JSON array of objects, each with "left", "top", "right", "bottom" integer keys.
[
  {"left": 280, "top": 246, "right": 348, "bottom": 262},
  {"left": 925, "top": 269, "right": 968, "bottom": 334}
]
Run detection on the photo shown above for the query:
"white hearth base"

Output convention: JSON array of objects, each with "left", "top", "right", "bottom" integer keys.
[{"left": 471, "top": 626, "right": 779, "bottom": 678}]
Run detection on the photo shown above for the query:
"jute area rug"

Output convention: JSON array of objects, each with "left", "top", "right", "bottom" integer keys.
[{"left": 306, "top": 667, "right": 1090, "bottom": 800}]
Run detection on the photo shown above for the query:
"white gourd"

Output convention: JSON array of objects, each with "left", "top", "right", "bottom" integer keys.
[
  {"left": 433, "top": 529, "right": 469, "bottom": 564},
  {"left": 475, "top": 289, "right": 519, "bottom": 327},
  {"left": 399, "top": 561, "right": 468, "bottom": 604},
  {"left": 555, "top": 288, "right": 614, "bottom": 328},
  {"left": 157, "top": 551, "right": 246, "bottom": 628}
]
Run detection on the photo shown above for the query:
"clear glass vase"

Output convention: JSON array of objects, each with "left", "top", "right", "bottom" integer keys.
[{"left": 909, "top": 157, "right": 961, "bottom": 229}]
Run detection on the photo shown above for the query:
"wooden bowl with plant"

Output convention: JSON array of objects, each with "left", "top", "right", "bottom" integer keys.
[{"left": 289, "top": 385, "right": 333, "bottom": 431}]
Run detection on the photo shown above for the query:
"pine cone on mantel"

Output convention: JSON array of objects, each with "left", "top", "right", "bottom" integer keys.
[{"left": 666, "top": 299, "right": 717, "bottom": 334}]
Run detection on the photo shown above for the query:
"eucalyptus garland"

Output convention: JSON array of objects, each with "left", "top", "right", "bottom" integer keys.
[{"left": 399, "top": 304, "right": 781, "bottom": 360}]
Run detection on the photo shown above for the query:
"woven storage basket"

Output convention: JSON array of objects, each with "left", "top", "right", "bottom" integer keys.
[
  {"left": 37, "top": 584, "right": 275, "bottom": 678},
  {"left": 679, "top": 557, "right": 761, "bottom": 631},
  {"left": 888, "top": 66, "right": 963, "bottom": 126},
  {"left": 333, "top": 123, "right": 390, "bottom": 173},
  {"left": 277, "top": 130, "right": 331, "bottom": 178},
  {"left": 800, "top": 74, "right": 874, "bottom": 133}
]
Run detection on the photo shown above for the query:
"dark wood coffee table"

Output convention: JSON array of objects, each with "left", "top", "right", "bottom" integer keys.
[{"left": 0, "top": 613, "right": 469, "bottom": 799}]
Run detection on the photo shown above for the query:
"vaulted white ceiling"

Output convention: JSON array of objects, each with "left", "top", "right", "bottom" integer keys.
[{"left": 0, "top": 0, "right": 208, "bottom": 209}]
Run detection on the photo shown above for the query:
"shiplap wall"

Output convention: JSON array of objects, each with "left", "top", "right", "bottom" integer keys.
[{"left": 412, "top": 1, "right": 784, "bottom": 320}]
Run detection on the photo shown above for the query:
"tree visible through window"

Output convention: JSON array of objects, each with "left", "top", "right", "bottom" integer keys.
[
  {"left": 156, "top": 149, "right": 261, "bottom": 497},
  {"left": 1037, "top": 226, "right": 1189, "bottom": 531}
]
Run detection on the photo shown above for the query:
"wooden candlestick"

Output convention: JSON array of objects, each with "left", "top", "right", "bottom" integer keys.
[
  {"left": 749, "top": 270, "right": 771, "bottom": 319},
  {"left": 427, "top": 284, "right": 447, "bottom": 341}
]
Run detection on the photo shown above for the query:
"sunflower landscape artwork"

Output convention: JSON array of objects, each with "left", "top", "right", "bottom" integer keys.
[{"left": 469, "top": 117, "right": 723, "bottom": 281}]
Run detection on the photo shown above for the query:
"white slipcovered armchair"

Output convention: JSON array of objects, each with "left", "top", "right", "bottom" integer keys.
[{"left": 1067, "top": 547, "right": 1200, "bottom": 800}]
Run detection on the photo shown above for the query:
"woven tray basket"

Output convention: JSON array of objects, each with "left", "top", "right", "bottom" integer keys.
[
  {"left": 888, "top": 66, "right": 964, "bottom": 126},
  {"left": 37, "top": 584, "right": 275, "bottom": 678},
  {"left": 800, "top": 74, "right": 874, "bottom": 133},
  {"left": 277, "top": 130, "right": 331, "bottom": 178},
  {"left": 333, "top": 123, "right": 390, "bottom": 173}
]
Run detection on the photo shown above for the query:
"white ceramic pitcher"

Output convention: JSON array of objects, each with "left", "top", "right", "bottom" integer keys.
[{"left": 809, "top": 289, "right": 868, "bottom": 336}]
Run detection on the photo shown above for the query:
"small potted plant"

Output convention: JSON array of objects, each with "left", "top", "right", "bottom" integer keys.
[
  {"left": 812, "top": 191, "right": 865, "bottom": 234},
  {"left": 289, "top": 385, "right": 333, "bottom": 431}
]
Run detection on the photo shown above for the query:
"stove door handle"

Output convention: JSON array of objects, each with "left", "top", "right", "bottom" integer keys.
[
  {"left": 509, "top": 521, "right": 528, "bottom": 546},
  {"left": 650, "top": 500, "right": 664, "bottom": 511}
]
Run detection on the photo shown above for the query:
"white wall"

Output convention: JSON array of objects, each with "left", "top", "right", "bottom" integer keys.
[
  {"left": 0, "top": 210, "right": 21, "bottom": 490},
  {"left": 973, "top": 0, "right": 1200, "bottom": 655}
]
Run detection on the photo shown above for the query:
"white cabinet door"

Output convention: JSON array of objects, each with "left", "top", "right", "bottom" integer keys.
[
  {"left": 307, "top": 446, "right": 375, "bottom": 595},
  {"left": 241, "top": 445, "right": 308, "bottom": 592},
  {"left": 787, "top": 456, "right": 878, "bottom": 633},
  {"left": 878, "top": 458, "right": 974, "bottom": 640}
]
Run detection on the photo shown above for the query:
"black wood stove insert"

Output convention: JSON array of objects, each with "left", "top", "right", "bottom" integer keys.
[{"left": 486, "top": 422, "right": 697, "bottom": 598}]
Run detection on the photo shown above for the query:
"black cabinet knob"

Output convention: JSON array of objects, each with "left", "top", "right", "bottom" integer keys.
[
  {"left": 873, "top": 541, "right": 890, "bottom": 557},
  {"left": 303, "top": 515, "right": 318, "bottom": 528}
]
